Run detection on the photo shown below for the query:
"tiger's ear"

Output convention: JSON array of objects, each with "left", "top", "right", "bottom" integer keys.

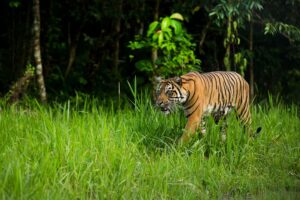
[
  {"left": 154, "top": 76, "right": 166, "bottom": 85},
  {"left": 174, "top": 77, "right": 182, "bottom": 86}
]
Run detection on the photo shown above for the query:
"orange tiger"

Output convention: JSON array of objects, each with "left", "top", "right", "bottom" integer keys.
[{"left": 156, "top": 71, "right": 261, "bottom": 144}]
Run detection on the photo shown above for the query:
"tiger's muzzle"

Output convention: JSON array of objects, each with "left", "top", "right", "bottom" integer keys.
[{"left": 156, "top": 99, "right": 171, "bottom": 114}]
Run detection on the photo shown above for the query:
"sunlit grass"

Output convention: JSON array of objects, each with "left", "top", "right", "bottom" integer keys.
[{"left": 0, "top": 96, "right": 299, "bottom": 199}]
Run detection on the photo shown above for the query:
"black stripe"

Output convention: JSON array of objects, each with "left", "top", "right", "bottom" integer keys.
[
  {"left": 237, "top": 82, "right": 247, "bottom": 114},
  {"left": 223, "top": 73, "right": 234, "bottom": 103},
  {"left": 227, "top": 73, "right": 238, "bottom": 104},
  {"left": 184, "top": 95, "right": 199, "bottom": 111},
  {"left": 186, "top": 105, "right": 198, "bottom": 118},
  {"left": 240, "top": 83, "right": 249, "bottom": 117},
  {"left": 195, "top": 72, "right": 202, "bottom": 79},
  {"left": 239, "top": 78, "right": 245, "bottom": 107},
  {"left": 224, "top": 73, "right": 235, "bottom": 103},
  {"left": 236, "top": 76, "right": 243, "bottom": 108},
  {"left": 206, "top": 76, "right": 214, "bottom": 104},
  {"left": 199, "top": 74, "right": 207, "bottom": 91},
  {"left": 214, "top": 73, "right": 224, "bottom": 106},
  {"left": 186, "top": 81, "right": 196, "bottom": 101},
  {"left": 221, "top": 74, "right": 229, "bottom": 106},
  {"left": 206, "top": 73, "right": 217, "bottom": 103}
]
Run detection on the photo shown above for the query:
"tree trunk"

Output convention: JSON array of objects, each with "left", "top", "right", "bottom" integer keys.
[
  {"left": 224, "top": 0, "right": 233, "bottom": 71},
  {"left": 137, "top": 1, "right": 145, "bottom": 35},
  {"left": 33, "top": 0, "right": 47, "bottom": 102},
  {"left": 151, "top": 0, "right": 160, "bottom": 99},
  {"left": 9, "top": 1, "right": 32, "bottom": 82},
  {"left": 153, "top": 0, "right": 160, "bottom": 21},
  {"left": 64, "top": 41, "right": 77, "bottom": 80},
  {"left": 199, "top": 20, "right": 211, "bottom": 55},
  {"left": 151, "top": 0, "right": 160, "bottom": 78},
  {"left": 7, "top": 66, "right": 35, "bottom": 104},
  {"left": 213, "top": 41, "right": 220, "bottom": 71},
  {"left": 21, "top": 1, "right": 34, "bottom": 74},
  {"left": 64, "top": 21, "right": 85, "bottom": 80},
  {"left": 224, "top": 15, "right": 232, "bottom": 71},
  {"left": 249, "top": 19, "right": 254, "bottom": 101},
  {"left": 112, "top": 0, "right": 123, "bottom": 80}
]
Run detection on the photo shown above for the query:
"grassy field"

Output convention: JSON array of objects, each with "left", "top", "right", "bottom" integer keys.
[{"left": 0, "top": 95, "right": 299, "bottom": 199}]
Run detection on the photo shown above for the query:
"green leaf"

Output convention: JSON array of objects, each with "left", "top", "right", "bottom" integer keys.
[
  {"left": 223, "top": 39, "right": 228, "bottom": 48},
  {"left": 79, "top": 77, "right": 87, "bottom": 85},
  {"left": 170, "top": 13, "right": 184, "bottom": 21},
  {"left": 264, "top": 24, "right": 270, "bottom": 34},
  {"left": 209, "top": 11, "right": 216, "bottom": 17},
  {"left": 233, "top": 21, "right": 238, "bottom": 31},
  {"left": 192, "top": 6, "right": 201, "bottom": 14},
  {"left": 161, "top": 17, "right": 171, "bottom": 31},
  {"left": 152, "top": 31, "right": 160, "bottom": 41},
  {"left": 147, "top": 21, "right": 159, "bottom": 37},
  {"left": 163, "top": 27, "right": 172, "bottom": 37},
  {"left": 170, "top": 20, "right": 182, "bottom": 35},
  {"left": 158, "top": 32, "right": 164, "bottom": 46},
  {"left": 234, "top": 53, "right": 241, "bottom": 63},
  {"left": 9, "top": 1, "right": 21, "bottom": 8},
  {"left": 128, "top": 41, "right": 147, "bottom": 50},
  {"left": 243, "top": 58, "right": 247, "bottom": 67},
  {"left": 135, "top": 60, "right": 153, "bottom": 72},
  {"left": 224, "top": 57, "right": 230, "bottom": 68}
]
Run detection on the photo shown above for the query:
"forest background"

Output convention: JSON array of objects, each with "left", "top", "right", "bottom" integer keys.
[{"left": 0, "top": 0, "right": 299, "bottom": 103}]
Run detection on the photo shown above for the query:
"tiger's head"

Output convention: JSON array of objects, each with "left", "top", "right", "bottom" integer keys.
[{"left": 155, "top": 76, "right": 188, "bottom": 114}]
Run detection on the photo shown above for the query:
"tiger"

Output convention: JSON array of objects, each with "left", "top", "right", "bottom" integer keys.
[{"left": 155, "top": 71, "right": 261, "bottom": 145}]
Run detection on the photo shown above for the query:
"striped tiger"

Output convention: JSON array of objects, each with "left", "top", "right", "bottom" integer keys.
[{"left": 156, "top": 71, "right": 261, "bottom": 144}]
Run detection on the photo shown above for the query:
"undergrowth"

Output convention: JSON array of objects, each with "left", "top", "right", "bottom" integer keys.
[{"left": 0, "top": 95, "right": 299, "bottom": 199}]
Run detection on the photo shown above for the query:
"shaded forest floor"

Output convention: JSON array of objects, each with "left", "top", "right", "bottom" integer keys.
[{"left": 0, "top": 96, "right": 299, "bottom": 199}]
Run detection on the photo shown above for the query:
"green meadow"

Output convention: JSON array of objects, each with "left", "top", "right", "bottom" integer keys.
[{"left": 0, "top": 96, "right": 299, "bottom": 199}]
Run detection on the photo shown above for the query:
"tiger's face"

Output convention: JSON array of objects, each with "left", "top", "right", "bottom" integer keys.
[{"left": 156, "top": 77, "right": 188, "bottom": 114}]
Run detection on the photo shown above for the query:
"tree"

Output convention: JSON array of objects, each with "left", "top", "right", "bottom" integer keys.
[
  {"left": 208, "top": 0, "right": 263, "bottom": 100},
  {"left": 111, "top": 0, "right": 123, "bottom": 81},
  {"left": 33, "top": 0, "right": 47, "bottom": 102},
  {"left": 128, "top": 13, "right": 201, "bottom": 86}
]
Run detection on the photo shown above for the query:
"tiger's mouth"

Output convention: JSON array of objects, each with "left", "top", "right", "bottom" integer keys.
[
  {"left": 160, "top": 106, "right": 171, "bottom": 114},
  {"left": 156, "top": 99, "right": 173, "bottom": 114}
]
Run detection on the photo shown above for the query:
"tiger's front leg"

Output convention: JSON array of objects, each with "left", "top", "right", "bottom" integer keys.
[{"left": 178, "top": 111, "right": 203, "bottom": 145}]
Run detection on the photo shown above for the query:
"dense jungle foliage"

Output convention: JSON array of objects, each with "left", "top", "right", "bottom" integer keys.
[{"left": 0, "top": 0, "right": 299, "bottom": 103}]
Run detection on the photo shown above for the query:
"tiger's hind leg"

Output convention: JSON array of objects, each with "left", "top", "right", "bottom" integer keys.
[
  {"left": 200, "top": 117, "right": 207, "bottom": 136},
  {"left": 219, "top": 120, "right": 228, "bottom": 142},
  {"left": 213, "top": 112, "right": 228, "bottom": 142},
  {"left": 238, "top": 107, "right": 262, "bottom": 138}
]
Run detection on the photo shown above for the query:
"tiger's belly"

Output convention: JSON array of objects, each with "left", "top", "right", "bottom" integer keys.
[
  {"left": 203, "top": 104, "right": 234, "bottom": 121},
  {"left": 197, "top": 104, "right": 233, "bottom": 135}
]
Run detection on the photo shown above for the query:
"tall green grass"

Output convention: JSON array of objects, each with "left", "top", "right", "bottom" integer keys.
[{"left": 0, "top": 96, "right": 299, "bottom": 199}]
